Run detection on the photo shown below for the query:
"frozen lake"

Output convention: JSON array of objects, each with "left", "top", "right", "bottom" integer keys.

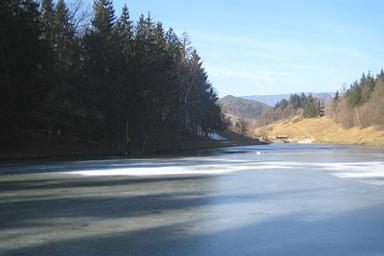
[{"left": 1, "top": 144, "right": 384, "bottom": 255}]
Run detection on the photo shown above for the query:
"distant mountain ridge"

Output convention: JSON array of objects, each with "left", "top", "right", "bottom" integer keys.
[
  {"left": 218, "top": 95, "right": 270, "bottom": 119},
  {"left": 242, "top": 92, "right": 334, "bottom": 106}
]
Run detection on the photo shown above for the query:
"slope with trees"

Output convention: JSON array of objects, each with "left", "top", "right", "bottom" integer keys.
[
  {"left": 218, "top": 95, "right": 269, "bottom": 119},
  {"left": 243, "top": 92, "right": 332, "bottom": 106},
  {"left": 256, "top": 93, "right": 323, "bottom": 126},
  {"left": 254, "top": 71, "right": 384, "bottom": 144},
  {"left": 218, "top": 95, "right": 270, "bottom": 135},
  {"left": 0, "top": 0, "right": 224, "bottom": 156},
  {"left": 330, "top": 71, "right": 384, "bottom": 129}
]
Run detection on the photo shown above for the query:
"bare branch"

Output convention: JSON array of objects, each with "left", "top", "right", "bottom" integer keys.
[{"left": 67, "top": 0, "right": 91, "bottom": 34}]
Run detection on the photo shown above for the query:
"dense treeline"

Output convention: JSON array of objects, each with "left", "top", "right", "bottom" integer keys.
[
  {"left": 330, "top": 71, "right": 384, "bottom": 128},
  {"left": 0, "top": 0, "right": 224, "bottom": 154},
  {"left": 256, "top": 93, "right": 323, "bottom": 126}
]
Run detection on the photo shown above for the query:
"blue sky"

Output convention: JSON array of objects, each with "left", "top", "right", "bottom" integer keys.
[{"left": 100, "top": 0, "right": 383, "bottom": 96}]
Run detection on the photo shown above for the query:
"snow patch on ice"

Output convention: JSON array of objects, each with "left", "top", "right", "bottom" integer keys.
[{"left": 60, "top": 155, "right": 384, "bottom": 186}]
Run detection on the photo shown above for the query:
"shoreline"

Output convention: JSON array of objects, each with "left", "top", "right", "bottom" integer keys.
[
  {"left": 0, "top": 137, "right": 267, "bottom": 163},
  {"left": 267, "top": 137, "right": 384, "bottom": 145}
]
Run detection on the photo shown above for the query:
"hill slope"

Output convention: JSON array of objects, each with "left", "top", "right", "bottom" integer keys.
[
  {"left": 219, "top": 95, "right": 270, "bottom": 119},
  {"left": 254, "top": 116, "right": 384, "bottom": 145}
]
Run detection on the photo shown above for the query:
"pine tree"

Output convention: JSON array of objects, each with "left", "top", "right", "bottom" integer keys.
[
  {"left": 40, "top": 0, "right": 80, "bottom": 139},
  {"left": 112, "top": 5, "right": 134, "bottom": 150},
  {"left": 41, "top": 0, "right": 55, "bottom": 41},
  {"left": 303, "top": 95, "right": 321, "bottom": 118},
  {"left": 0, "top": 0, "right": 225, "bottom": 153},
  {"left": 379, "top": 69, "right": 384, "bottom": 81},
  {"left": 0, "top": 0, "right": 47, "bottom": 141},
  {"left": 334, "top": 91, "right": 339, "bottom": 102},
  {"left": 115, "top": 5, "right": 133, "bottom": 56},
  {"left": 92, "top": 0, "right": 115, "bottom": 34},
  {"left": 53, "top": 0, "right": 74, "bottom": 72},
  {"left": 347, "top": 82, "right": 362, "bottom": 107},
  {"left": 80, "top": 0, "right": 117, "bottom": 145}
]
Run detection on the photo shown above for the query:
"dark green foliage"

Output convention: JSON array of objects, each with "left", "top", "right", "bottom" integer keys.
[
  {"left": 256, "top": 93, "right": 323, "bottom": 126},
  {"left": 289, "top": 93, "right": 307, "bottom": 109},
  {"left": 360, "top": 73, "right": 375, "bottom": 103},
  {"left": 39, "top": 0, "right": 81, "bottom": 135},
  {"left": 274, "top": 98, "right": 288, "bottom": 109},
  {"left": 92, "top": 0, "right": 115, "bottom": 34},
  {"left": 275, "top": 93, "right": 321, "bottom": 118},
  {"left": 0, "top": 0, "right": 47, "bottom": 140},
  {"left": 303, "top": 95, "right": 321, "bottom": 118},
  {"left": 346, "top": 83, "right": 361, "bottom": 107},
  {"left": 274, "top": 93, "right": 309, "bottom": 111},
  {"left": 331, "top": 71, "right": 384, "bottom": 128},
  {"left": 333, "top": 91, "right": 339, "bottom": 102},
  {"left": 0, "top": 0, "right": 224, "bottom": 153},
  {"left": 344, "top": 72, "right": 377, "bottom": 107}
]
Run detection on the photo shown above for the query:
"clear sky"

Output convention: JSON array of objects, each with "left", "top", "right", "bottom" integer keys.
[{"left": 100, "top": 0, "right": 383, "bottom": 97}]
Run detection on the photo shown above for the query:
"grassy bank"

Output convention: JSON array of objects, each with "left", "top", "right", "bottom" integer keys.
[{"left": 254, "top": 116, "right": 384, "bottom": 145}]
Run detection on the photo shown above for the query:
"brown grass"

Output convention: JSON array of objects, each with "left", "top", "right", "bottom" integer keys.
[{"left": 254, "top": 116, "right": 384, "bottom": 145}]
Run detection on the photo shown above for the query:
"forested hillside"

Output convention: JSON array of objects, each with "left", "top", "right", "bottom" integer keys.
[
  {"left": 218, "top": 95, "right": 269, "bottom": 119},
  {"left": 253, "top": 71, "right": 384, "bottom": 145},
  {"left": 0, "top": 0, "right": 224, "bottom": 154},
  {"left": 243, "top": 92, "right": 332, "bottom": 106},
  {"left": 329, "top": 71, "right": 384, "bottom": 128},
  {"left": 256, "top": 93, "right": 324, "bottom": 126},
  {"left": 253, "top": 71, "right": 384, "bottom": 132}
]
